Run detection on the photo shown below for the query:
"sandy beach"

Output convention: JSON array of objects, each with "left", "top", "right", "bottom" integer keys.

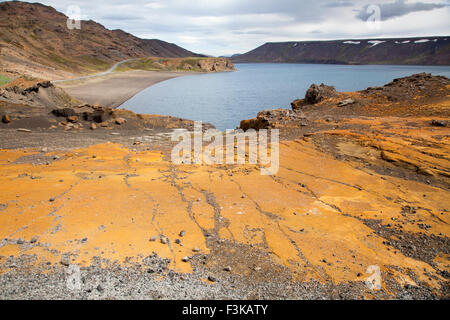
[{"left": 56, "top": 70, "right": 192, "bottom": 108}]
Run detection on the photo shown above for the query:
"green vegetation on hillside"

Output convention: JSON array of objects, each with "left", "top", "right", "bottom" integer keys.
[
  {"left": 78, "top": 55, "right": 111, "bottom": 71},
  {"left": 0, "top": 74, "right": 11, "bottom": 86}
]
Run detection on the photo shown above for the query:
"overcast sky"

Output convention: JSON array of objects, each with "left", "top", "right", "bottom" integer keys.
[{"left": 15, "top": 0, "right": 450, "bottom": 56}]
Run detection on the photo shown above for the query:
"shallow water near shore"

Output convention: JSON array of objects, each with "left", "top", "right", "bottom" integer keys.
[{"left": 121, "top": 63, "right": 450, "bottom": 130}]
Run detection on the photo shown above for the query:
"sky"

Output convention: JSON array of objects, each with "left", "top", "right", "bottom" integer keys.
[{"left": 12, "top": 0, "right": 450, "bottom": 56}]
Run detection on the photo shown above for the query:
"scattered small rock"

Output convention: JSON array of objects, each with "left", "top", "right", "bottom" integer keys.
[
  {"left": 179, "top": 230, "right": 186, "bottom": 237},
  {"left": 182, "top": 256, "right": 190, "bottom": 262},
  {"left": 60, "top": 254, "right": 70, "bottom": 266},
  {"left": 431, "top": 120, "right": 447, "bottom": 127},
  {"left": 338, "top": 98, "right": 355, "bottom": 107},
  {"left": 223, "top": 266, "right": 232, "bottom": 272},
  {"left": 67, "top": 116, "right": 78, "bottom": 123},
  {"left": 208, "top": 276, "right": 217, "bottom": 282},
  {"left": 115, "top": 118, "right": 126, "bottom": 125},
  {"left": 2, "top": 115, "right": 11, "bottom": 123}
]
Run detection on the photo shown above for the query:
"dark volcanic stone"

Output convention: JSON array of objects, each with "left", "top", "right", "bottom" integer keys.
[{"left": 304, "top": 84, "right": 337, "bottom": 105}]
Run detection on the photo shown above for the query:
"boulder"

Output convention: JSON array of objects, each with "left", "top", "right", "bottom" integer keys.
[
  {"left": 240, "top": 117, "right": 269, "bottom": 131},
  {"left": 291, "top": 99, "right": 304, "bottom": 111},
  {"left": 52, "top": 105, "right": 113, "bottom": 123},
  {"left": 52, "top": 108, "right": 76, "bottom": 118},
  {"left": 304, "top": 84, "right": 337, "bottom": 105},
  {"left": 240, "top": 109, "right": 307, "bottom": 131}
]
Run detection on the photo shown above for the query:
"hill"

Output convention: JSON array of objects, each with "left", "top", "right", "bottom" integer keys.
[
  {"left": 0, "top": 1, "right": 203, "bottom": 79},
  {"left": 232, "top": 37, "right": 450, "bottom": 65}
]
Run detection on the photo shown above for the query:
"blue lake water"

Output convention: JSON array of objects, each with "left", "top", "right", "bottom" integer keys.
[{"left": 121, "top": 63, "right": 450, "bottom": 131}]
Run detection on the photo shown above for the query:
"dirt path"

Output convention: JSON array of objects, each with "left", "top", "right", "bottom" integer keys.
[{"left": 51, "top": 59, "right": 136, "bottom": 84}]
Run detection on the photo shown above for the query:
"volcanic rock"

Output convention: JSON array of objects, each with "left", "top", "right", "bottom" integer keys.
[
  {"left": 304, "top": 84, "right": 337, "bottom": 105},
  {"left": 1, "top": 115, "right": 11, "bottom": 123}
]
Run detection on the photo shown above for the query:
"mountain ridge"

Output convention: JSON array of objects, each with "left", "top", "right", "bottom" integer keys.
[
  {"left": 232, "top": 36, "right": 450, "bottom": 65},
  {"left": 0, "top": 1, "right": 204, "bottom": 79}
]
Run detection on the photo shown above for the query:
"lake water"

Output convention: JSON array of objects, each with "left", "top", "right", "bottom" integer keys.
[{"left": 121, "top": 63, "right": 450, "bottom": 130}]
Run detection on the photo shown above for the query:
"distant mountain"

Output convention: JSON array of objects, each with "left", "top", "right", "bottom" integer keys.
[
  {"left": 0, "top": 1, "right": 203, "bottom": 77},
  {"left": 232, "top": 37, "right": 450, "bottom": 65}
]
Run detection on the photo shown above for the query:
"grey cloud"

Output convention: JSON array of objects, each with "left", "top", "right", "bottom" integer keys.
[
  {"left": 325, "top": 1, "right": 354, "bottom": 7},
  {"left": 14, "top": 0, "right": 450, "bottom": 56},
  {"left": 232, "top": 30, "right": 272, "bottom": 35},
  {"left": 356, "top": 0, "right": 446, "bottom": 21}
]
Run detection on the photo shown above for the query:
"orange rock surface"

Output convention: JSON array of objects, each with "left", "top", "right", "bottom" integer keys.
[{"left": 1, "top": 118, "right": 448, "bottom": 296}]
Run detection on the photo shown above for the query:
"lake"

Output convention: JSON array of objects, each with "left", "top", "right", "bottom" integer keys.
[{"left": 121, "top": 63, "right": 450, "bottom": 131}]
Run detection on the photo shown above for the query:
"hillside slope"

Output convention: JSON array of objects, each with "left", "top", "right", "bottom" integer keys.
[
  {"left": 232, "top": 37, "right": 450, "bottom": 65},
  {"left": 0, "top": 1, "right": 203, "bottom": 79}
]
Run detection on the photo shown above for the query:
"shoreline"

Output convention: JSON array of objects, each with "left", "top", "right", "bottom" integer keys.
[{"left": 56, "top": 70, "right": 195, "bottom": 108}]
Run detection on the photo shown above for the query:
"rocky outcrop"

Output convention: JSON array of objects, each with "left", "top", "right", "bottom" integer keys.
[
  {"left": 362, "top": 72, "right": 449, "bottom": 102},
  {"left": 52, "top": 105, "right": 114, "bottom": 124},
  {"left": 115, "top": 57, "right": 235, "bottom": 73},
  {"left": 291, "top": 84, "right": 337, "bottom": 111},
  {"left": 304, "top": 83, "right": 337, "bottom": 105},
  {"left": 240, "top": 73, "right": 449, "bottom": 132},
  {"left": 0, "top": 78, "right": 75, "bottom": 108},
  {"left": 240, "top": 109, "right": 307, "bottom": 131},
  {"left": 196, "top": 58, "right": 235, "bottom": 72}
]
